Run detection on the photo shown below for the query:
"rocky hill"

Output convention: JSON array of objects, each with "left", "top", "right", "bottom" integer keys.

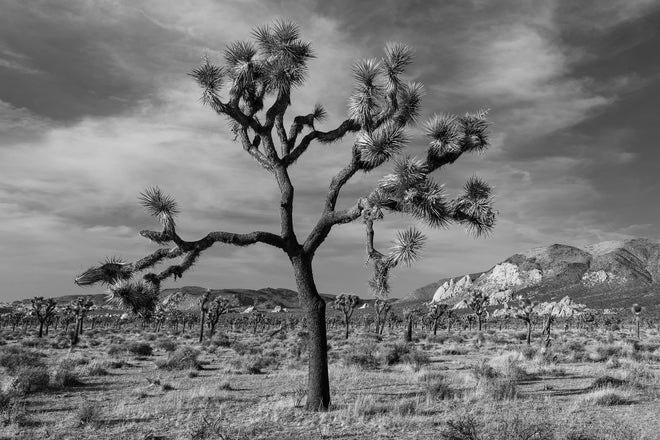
[{"left": 406, "top": 238, "right": 660, "bottom": 310}]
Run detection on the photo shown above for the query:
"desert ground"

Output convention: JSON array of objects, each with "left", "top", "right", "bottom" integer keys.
[{"left": 1, "top": 315, "right": 659, "bottom": 440}]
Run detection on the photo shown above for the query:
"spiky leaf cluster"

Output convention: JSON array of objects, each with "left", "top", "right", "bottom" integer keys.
[
  {"left": 139, "top": 187, "right": 179, "bottom": 237},
  {"left": 107, "top": 279, "right": 159, "bottom": 316},
  {"left": 370, "top": 156, "right": 450, "bottom": 227},
  {"left": 192, "top": 20, "right": 314, "bottom": 111},
  {"left": 356, "top": 122, "right": 409, "bottom": 170},
  {"left": 451, "top": 176, "right": 496, "bottom": 237},
  {"left": 75, "top": 257, "right": 131, "bottom": 286},
  {"left": 386, "top": 227, "right": 426, "bottom": 268}
]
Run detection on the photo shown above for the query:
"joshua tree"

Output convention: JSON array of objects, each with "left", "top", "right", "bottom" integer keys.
[
  {"left": 496, "top": 295, "right": 538, "bottom": 345},
  {"left": 538, "top": 296, "right": 586, "bottom": 347},
  {"left": 333, "top": 293, "right": 360, "bottom": 339},
  {"left": 454, "top": 288, "right": 490, "bottom": 332},
  {"left": 403, "top": 307, "right": 422, "bottom": 342},
  {"left": 30, "top": 296, "right": 57, "bottom": 338},
  {"left": 427, "top": 302, "right": 448, "bottom": 336},
  {"left": 66, "top": 297, "right": 95, "bottom": 346},
  {"left": 73, "top": 21, "right": 496, "bottom": 410},
  {"left": 207, "top": 296, "right": 231, "bottom": 337},
  {"left": 198, "top": 289, "right": 212, "bottom": 343},
  {"left": 631, "top": 303, "right": 643, "bottom": 339},
  {"left": 374, "top": 299, "right": 392, "bottom": 335}
]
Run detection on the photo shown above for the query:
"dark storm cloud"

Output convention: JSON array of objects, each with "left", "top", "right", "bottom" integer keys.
[{"left": 0, "top": 1, "right": 197, "bottom": 122}]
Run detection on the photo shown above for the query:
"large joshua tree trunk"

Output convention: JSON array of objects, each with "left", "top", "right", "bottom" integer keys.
[{"left": 291, "top": 255, "right": 330, "bottom": 411}]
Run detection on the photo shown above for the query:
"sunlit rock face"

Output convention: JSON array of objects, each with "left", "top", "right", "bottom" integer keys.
[
  {"left": 410, "top": 238, "right": 660, "bottom": 305},
  {"left": 432, "top": 274, "right": 472, "bottom": 302},
  {"left": 478, "top": 262, "right": 542, "bottom": 291},
  {"left": 581, "top": 270, "right": 625, "bottom": 287}
]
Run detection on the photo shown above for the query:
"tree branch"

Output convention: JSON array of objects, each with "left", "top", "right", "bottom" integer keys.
[{"left": 283, "top": 119, "right": 360, "bottom": 166}]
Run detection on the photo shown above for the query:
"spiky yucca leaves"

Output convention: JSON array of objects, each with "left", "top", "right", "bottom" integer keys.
[
  {"left": 370, "top": 156, "right": 450, "bottom": 228},
  {"left": 107, "top": 279, "right": 160, "bottom": 316},
  {"left": 191, "top": 20, "right": 313, "bottom": 110},
  {"left": 356, "top": 122, "right": 409, "bottom": 170},
  {"left": 387, "top": 228, "right": 426, "bottom": 268},
  {"left": 189, "top": 56, "right": 225, "bottom": 105},
  {"left": 452, "top": 176, "right": 496, "bottom": 237},
  {"left": 139, "top": 187, "right": 179, "bottom": 239},
  {"left": 74, "top": 257, "right": 131, "bottom": 286}
]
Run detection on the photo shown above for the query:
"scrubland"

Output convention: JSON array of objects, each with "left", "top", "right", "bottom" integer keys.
[{"left": 1, "top": 322, "right": 659, "bottom": 439}]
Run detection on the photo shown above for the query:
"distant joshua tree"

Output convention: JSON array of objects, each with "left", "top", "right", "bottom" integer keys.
[
  {"left": 427, "top": 302, "right": 448, "bottom": 336},
  {"left": 207, "top": 296, "right": 232, "bottom": 338},
  {"left": 30, "top": 296, "right": 57, "bottom": 338},
  {"left": 631, "top": 303, "right": 643, "bottom": 339},
  {"left": 455, "top": 288, "right": 490, "bottom": 332},
  {"left": 374, "top": 299, "right": 392, "bottom": 335},
  {"left": 333, "top": 293, "right": 360, "bottom": 339},
  {"left": 74, "top": 21, "right": 496, "bottom": 410},
  {"left": 496, "top": 295, "right": 538, "bottom": 345},
  {"left": 538, "top": 296, "right": 586, "bottom": 347},
  {"left": 199, "top": 289, "right": 212, "bottom": 343},
  {"left": 66, "top": 297, "right": 94, "bottom": 346}
]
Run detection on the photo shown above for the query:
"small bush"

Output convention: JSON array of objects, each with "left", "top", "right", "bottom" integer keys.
[
  {"left": 157, "top": 340, "right": 178, "bottom": 352},
  {"left": 581, "top": 388, "right": 633, "bottom": 406},
  {"left": 229, "top": 354, "right": 270, "bottom": 374},
  {"left": 472, "top": 360, "right": 499, "bottom": 381},
  {"left": 0, "top": 346, "right": 46, "bottom": 374},
  {"left": 401, "top": 350, "right": 430, "bottom": 371},
  {"left": 76, "top": 401, "right": 101, "bottom": 427},
  {"left": 382, "top": 342, "right": 410, "bottom": 365},
  {"left": 156, "top": 346, "right": 201, "bottom": 370},
  {"left": 421, "top": 373, "right": 455, "bottom": 401},
  {"left": 85, "top": 360, "right": 109, "bottom": 376},
  {"left": 342, "top": 343, "right": 379, "bottom": 369},
  {"left": 128, "top": 342, "right": 153, "bottom": 356},
  {"left": 441, "top": 415, "right": 482, "bottom": 440},
  {"left": 10, "top": 366, "right": 50, "bottom": 394},
  {"left": 51, "top": 360, "right": 83, "bottom": 388},
  {"left": 589, "top": 375, "right": 627, "bottom": 390}
]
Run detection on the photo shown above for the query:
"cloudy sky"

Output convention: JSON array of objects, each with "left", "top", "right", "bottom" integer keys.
[{"left": 1, "top": 0, "right": 659, "bottom": 302}]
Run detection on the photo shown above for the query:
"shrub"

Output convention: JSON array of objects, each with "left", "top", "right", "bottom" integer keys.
[
  {"left": 342, "top": 344, "right": 379, "bottom": 369},
  {"left": 0, "top": 346, "right": 46, "bottom": 374},
  {"left": 381, "top": 342, "right": 410, "bottom": 365},
  {"left": 128, "top": 342, "right": 153, "bottom": 356},
  {"left": 589, "top": 375, "right": 627, "bottom": 390},
  {"left": 441, "top": 344, "right": 469, "bottom": 356},
  {"left": 472, "top": 360, "right": 499, "bottom": 381},
  {"left": 10, "top": 366, "right": 50, "bottom": 394},
  {"left": 156, "top": 339, "right": 178, "bottom": 352},
  {"left": 76, "top": 401, "right": 101, "bottom": 427},
  {"left": 85, "top": 360, "right": 109, "bottom": 376},
  {"left": 156, "top": 346, "right": 201, "bottom": 370},
  {"left": 401, "top": 350, "right": 430, "bottom": 371},
  {"left": 107, "top": 344, "right": 124, "bottom": 356},
  {"left": 441, "top": 415, "right": 482, "bottom": 440},
  {"left": 229, "top": 354, "right": 270, "bottom": 374},
  {"left": 51, "top": 360, "right": 83, "bottom": 388},
  {"left": 422, "top": 374, "right": 456, "bottom": 401},
  {"left": 581, "top": 388, "right": 633, "bottom": 406}
]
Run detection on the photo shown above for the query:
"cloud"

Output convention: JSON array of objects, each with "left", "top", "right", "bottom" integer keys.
[{"left": 1, "top": 1, "right": 659, "bottom": 301}]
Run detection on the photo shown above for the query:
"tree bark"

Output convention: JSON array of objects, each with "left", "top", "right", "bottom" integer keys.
[
  {"left": 38, "top": 321, "right": 44, "bottom": 338},
  {"left": 526, "top": 320, "right": 532, "bottom": 345},
  {"left": 291, "top": 254, "right": 330, "bottom": 411}
]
